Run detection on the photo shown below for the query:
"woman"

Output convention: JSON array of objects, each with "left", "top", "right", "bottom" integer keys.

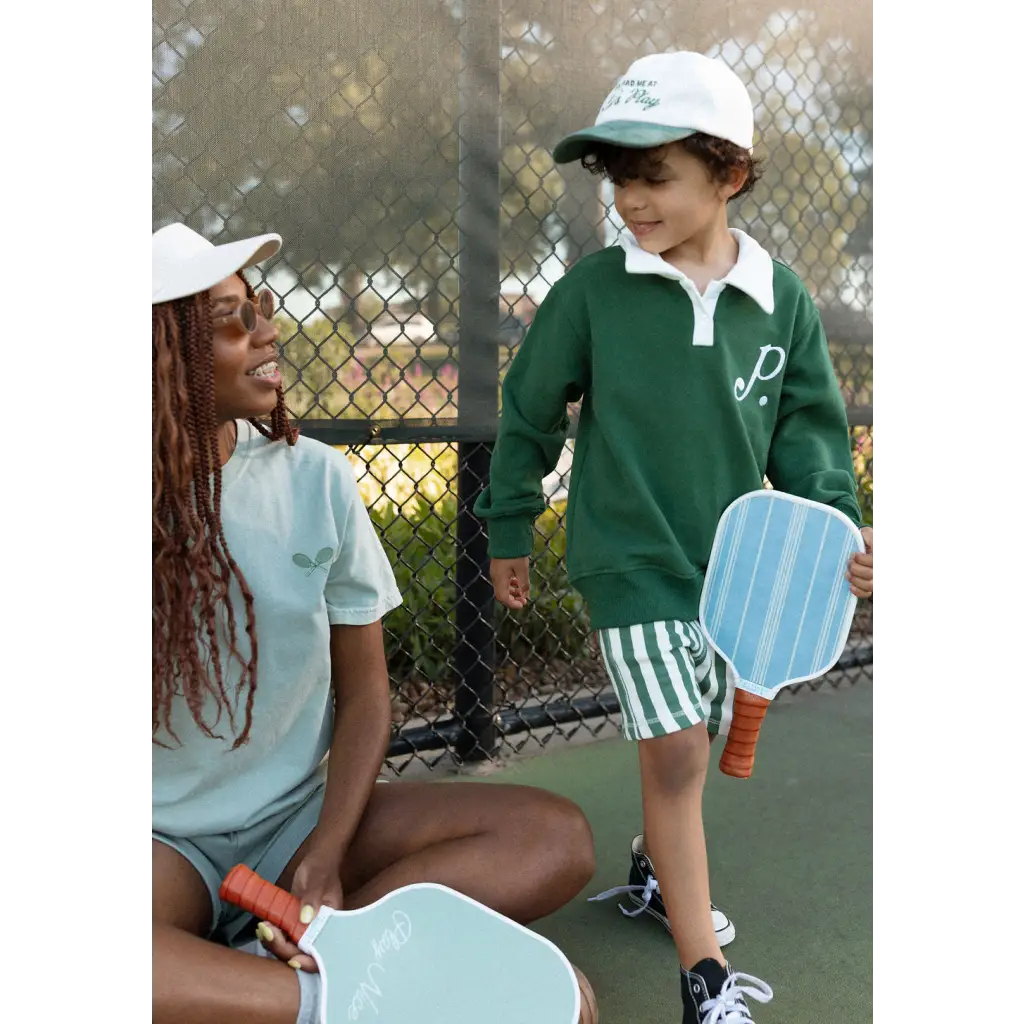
[{"left": 152, "top": 223, "right": 596, "bottom": 1024}]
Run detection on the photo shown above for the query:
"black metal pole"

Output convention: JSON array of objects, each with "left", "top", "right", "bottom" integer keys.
[
  {"left": 452, "top": 0, "right": 500, "bottom": 760},
  {"left": 454, "top": 442, "right": 496, "bottom": 759}
]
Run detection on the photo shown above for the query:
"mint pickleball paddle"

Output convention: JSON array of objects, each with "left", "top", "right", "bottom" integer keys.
[{"left": 220, "top": 865, "right": 584, "bottom": 1024}]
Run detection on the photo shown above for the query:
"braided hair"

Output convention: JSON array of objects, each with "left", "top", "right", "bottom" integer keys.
[{"left": 152, "top": 273, "right": 297, "bottom": 747}]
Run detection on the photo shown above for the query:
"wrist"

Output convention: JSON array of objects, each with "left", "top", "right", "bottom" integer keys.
[{"left": 305, "top": 823, "right": 351, "bottom": 862}]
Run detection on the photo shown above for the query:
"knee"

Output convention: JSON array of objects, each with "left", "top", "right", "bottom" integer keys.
[
  {"left": 639, "top": 725, "right": 710, "bottom": 795},
  {"left": 529, "top": 791, "right": 596, "bottom": 889}
]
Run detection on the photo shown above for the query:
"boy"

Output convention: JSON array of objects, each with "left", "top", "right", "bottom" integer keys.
[{"left": 475, "top": 51, "right": 874, "bottom": 1022}]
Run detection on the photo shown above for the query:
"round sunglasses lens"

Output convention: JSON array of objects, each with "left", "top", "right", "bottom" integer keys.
[
  {"left": 259, "top": 291, "right": 275, "bottom": 319},
  {"left": 239, "top": 302, "right": 257, "bottom": 332}
]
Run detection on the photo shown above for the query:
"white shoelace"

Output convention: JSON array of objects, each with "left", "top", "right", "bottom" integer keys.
[
  {"left": 588, "top": 876, "right": 660, "bottom": 917},
  {"left": 699, "top": 972, "right": 773, "bottom": 1024}
]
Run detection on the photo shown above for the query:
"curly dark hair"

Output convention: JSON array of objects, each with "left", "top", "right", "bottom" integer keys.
[
  {"left": 582, "top": 132, "right": 763, "bottom": 201},
  {"left": 152, "top": 272, "right": 297, "bottom": 748}
]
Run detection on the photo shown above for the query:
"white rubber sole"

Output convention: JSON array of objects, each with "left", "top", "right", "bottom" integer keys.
[
  {"left": 628, "top": 893, "right": 737, "bottom": 948},
  {"left": 714, "top": 917, "right": 737, "bottom": 947}
]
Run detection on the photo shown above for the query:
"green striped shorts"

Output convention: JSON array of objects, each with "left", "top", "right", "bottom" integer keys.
[{"left": 596, "top": 620, "right": 737, "bottom": 741}]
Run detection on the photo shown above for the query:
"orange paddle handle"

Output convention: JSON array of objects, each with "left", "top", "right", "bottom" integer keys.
[
  {"left": 219, "top": 864, "right": 308, "bottom": 945},
  {"left": 719, "top": 690, "right": 771, "bottom": 779}
]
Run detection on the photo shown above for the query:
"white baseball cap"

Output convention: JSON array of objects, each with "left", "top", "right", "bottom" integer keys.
[
  {"left": 152, "top": 222, "right": 282, "bottom": 304},
  {"left": 553, "top": 51, "right": 754, "bottom": 164}
]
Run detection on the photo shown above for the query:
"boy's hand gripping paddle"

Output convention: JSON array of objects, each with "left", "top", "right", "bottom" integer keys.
[
  {"left": 220, "top": 865, "right": 586, "bottom": 1024},
  {"left": 699, "top": 490, "right": 864, "bottom": 779}
]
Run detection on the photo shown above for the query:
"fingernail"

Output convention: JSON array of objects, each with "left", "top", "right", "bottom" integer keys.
[
  {"left": 256, "top": 922, "right": 275, "bottom": 943},
  {"left": 287, "top": 959, "right": 303, "bottom": 970},
  {"left": 299, "top": 905, "right": 316, "bottom": 924}
]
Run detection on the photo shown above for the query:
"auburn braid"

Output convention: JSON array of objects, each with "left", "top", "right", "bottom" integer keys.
[{"left": 153, "top": 272, "right": 296, "bottom": 748}]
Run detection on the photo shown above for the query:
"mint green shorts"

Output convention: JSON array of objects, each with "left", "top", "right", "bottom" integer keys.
[{"left": 153, "top": 781, "right": 326, "bottom": 947}]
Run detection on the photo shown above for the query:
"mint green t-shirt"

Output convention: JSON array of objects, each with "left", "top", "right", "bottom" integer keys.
[{"left": 153, "top": 420, "right": 403, "bottom": 838}]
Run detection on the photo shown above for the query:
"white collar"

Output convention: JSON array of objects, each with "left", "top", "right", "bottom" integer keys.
[{"left": 618, "top": 228, "right": 775, "bottom": 314}]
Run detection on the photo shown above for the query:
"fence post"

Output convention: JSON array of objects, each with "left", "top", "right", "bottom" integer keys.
[
  {"left": 454, "top": 443, "right": 497, "bottom": 759},
  {"left": 453, "top": 0, "right": 500, "bottom": 760}
]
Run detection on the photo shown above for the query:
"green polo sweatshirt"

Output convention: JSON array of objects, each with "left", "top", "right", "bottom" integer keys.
[{"left": 474, "top": 231, "right": 861, "bottom": 630}]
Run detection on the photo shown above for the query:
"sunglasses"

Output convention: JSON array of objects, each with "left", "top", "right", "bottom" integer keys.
[{"left": 212, "top": 289, "right": 276, "bottom": 334}]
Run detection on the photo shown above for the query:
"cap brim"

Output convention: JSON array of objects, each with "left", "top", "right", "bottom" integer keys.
[
  {"left": 152, "top": 233, "right": 282, "bottom": 304},
  {"left": 552, "top": 122, "right": 697, "bottom": 164}
]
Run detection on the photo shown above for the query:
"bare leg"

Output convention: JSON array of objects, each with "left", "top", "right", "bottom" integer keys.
[
  {"left": 153, "top": 842, "right": 301, "bottom": 1024},
  {"left": 282, "top": 781, "right": 595, "bottom": 923},
  {"left": 154, "top": 782, "right": 595, "bottom": 1022},
  {"left": 637, "top": 725, "right": 722, "bottom": 970}
]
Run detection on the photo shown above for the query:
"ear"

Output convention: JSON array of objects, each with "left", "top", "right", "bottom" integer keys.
[{"left": 720, "top": 164, "right": 749, "bottom": 201}]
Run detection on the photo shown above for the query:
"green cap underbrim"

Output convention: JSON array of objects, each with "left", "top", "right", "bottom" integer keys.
[{"left": 552, "top": 122, "right": 698, "bottom": 164}]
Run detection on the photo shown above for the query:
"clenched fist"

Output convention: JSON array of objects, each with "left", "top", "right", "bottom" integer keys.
[{"left": 489, "top": 556, "right": 531, "bottom": 610}]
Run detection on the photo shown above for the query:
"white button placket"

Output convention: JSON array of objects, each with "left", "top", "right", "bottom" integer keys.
[{"left": 685, "top": 283, "right": 717, "bottom": 347}]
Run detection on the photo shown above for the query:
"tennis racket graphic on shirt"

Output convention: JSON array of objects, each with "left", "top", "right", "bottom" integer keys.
[
  {"left": 220, "top": 865, "right": 589, "bottom": 1024},
  {"left": 292, "top": 547, "right": 335, "bottom": 577},
  {"left": 699, "top": 490, "right": 863, "bottom": 779}
]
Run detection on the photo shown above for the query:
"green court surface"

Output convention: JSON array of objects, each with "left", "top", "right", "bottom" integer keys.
[{"left": 490, "top": 681, "right": 872, "bottom": 1024}]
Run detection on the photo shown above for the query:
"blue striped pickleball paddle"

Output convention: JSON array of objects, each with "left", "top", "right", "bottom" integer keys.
[{"left": 699, "top": 490, "right": 864, "bottom": 777}]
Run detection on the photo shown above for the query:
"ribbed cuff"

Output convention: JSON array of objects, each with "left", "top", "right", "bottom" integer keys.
[
  {"left": 834, "top": 498, "right": 863, "bottom": 530},
  {"left": 485, "top": 515, "right": 535, "bottom": 559}
]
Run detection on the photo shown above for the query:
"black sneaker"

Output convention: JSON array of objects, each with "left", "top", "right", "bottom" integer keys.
[
  {"left": 589, "top": 835, "right": 736, "bottom": 947},
  {"left": 681, "top": 959, "right": 772, "bottom": 1024}
]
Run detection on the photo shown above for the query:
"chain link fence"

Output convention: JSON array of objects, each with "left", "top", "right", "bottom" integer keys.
[{"left": 154, "top": 0, "right": 872, "bottom": 773}]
